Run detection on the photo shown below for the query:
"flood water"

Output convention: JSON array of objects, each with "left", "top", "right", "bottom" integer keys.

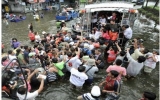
[{"left": 2, "top": 9, "right": 159, "bottom": 100}]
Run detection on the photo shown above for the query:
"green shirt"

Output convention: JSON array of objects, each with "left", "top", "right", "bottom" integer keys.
[
  {"left": 54, "top": 61, "right": 65, "bottom": 76},
  {"left": 17, "top": 54, "right": 25, "bottom": 65}
]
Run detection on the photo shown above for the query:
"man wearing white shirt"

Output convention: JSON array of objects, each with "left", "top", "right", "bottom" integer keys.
[
  {"left": 70, "top": 66, "right": 88, "bottom": 89},
  {"left": 122, "top": 25, "right": 133, "bottom": 46},
  {"left": 66, "top": 48, "right": 82, "bottom": 72}
]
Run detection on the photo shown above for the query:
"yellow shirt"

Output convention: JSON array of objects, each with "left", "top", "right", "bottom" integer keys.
[{"left": 131, "top": 49, "right": 143, "bottom": 60}]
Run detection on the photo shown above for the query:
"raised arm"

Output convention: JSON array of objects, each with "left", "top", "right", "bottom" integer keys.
[{"left": 115, "top": 42, "right": 121, "bottom": 52}]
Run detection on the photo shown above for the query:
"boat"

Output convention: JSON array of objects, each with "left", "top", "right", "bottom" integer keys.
[
  {"left": 55, "top": 8, "right": 79, "bottom": 21},
  {"left": 9, "top": 16, "right": 26, "bottom": 22}
]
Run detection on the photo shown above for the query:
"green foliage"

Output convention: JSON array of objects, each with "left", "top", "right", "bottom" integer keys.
[
  {"left": 138, "top": 7, "right": 159, "bottom": 24},
  {"left": 146, "top": 13, "right": 153, "bottom": 18}
]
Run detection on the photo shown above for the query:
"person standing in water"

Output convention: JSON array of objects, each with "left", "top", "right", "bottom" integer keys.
[
  {"left": 3, "top": 18, "right": 9, "bottom": 26},
  {"left": 28, "top": 23, "right": 33, "bottom": 32}
]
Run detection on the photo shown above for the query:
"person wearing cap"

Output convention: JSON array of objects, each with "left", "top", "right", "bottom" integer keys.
[
  {"left": 82, "top": 43, "right": 92, "bottom": 56},
  {"left": 99, "top": 70, "right": 120, "bottom": 99},
  {"left": 69, "top": 65, "right": 88, "bottom": 89},
  {"left": 28, "top": 52, "right": 40, "bottom": 65},
  {"left": 144, "top": 49, "right": 159, "bottom": 74},
  {"left": 83, "top": 59, "right": 99, "bottom": 85},
  {"left": 77, "top": 85, "right": 101, "bottom": 100},
  {"left": 139, "top": 91, "right": 156, "bottom": 100}
]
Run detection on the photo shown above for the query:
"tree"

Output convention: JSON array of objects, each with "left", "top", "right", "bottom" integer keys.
[
  {"left": 145, "top": 0, "right": 149, "bottom": 7},
  {"left": 153, "top": 0, "right": 159, "bottom": 9}
]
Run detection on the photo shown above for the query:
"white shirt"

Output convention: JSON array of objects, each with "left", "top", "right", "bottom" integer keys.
[
  {"left": 69, "top": 68, "right": 88, "bottom": 86},
  {"left": 83, "top": 93, "right": 97, "bottom": 100},
  {"left": 94, "top": 31, "right": 102, "bottom": 40},
  {"left": 8, "top": 54, "right": 17, "bottom": 63},
  {"left": 75, "top": 25, "right": 81, "bottom": 31},
  {"left": 124, "top": 27, "right": 132, "bottom": 39},
  {"left": 89, "top": 34, "right": 95, "bottom": 39},
  {"left": 35, "top": 35, "right": 41, "bottom": 42},
  {"left": 99, "top": 18, "right": 106, "bottom": 24},
  {"left": 66, "top": 55, "right": 82, "bottom": 71},
  {"left": 126, "top": 52, "right": 144, "bottom": 77},
  {"left": 144, "top": 52, "right": 159, "bottom": 69},
  {"left": 89, "top": 44, "right": 94, "bottom": 50},
  {"left": 17, "top": 90, "right": 38, "bottom": 100}
]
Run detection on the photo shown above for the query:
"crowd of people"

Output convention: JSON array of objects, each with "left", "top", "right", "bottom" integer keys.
[{"left": 2, "top": 12, "right": 159, "bottom": 100}]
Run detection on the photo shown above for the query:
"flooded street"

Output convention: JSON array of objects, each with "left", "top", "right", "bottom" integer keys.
[{"left": 2, "top": 9, "right": 159, "bottom": 100}]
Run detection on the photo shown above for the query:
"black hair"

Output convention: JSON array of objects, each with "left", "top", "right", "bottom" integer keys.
[
  {"left": 112, "top": 45, "right": 118, "bottom": 54},
  {"left": 17, "top": 86, "right": 26, "bottom": 95},
  {"left": 45, "top": 61, "right": 50, "bottom": 66},
  {"left": 67, "top": 52, "right": 72, "bottom": 57},
  {"left": 38, "top": 47, "right": 43, "bottom": 51},
  {"left": 72, "top": 53, "right": 77, "bottom": 57},
  {"left": 143, "top": 91, "right": 156, "bottom": 100},
  {"left": 34, "top": 44, "right": 38, "bottom": 48},
  {"left": 8, "top": 50, "right": 13, "bottom": 54},
  {"left": 70, "top": 47, "right": 75, "bottom": 52},
  {"left": 110, "top": 70, "right": 119, "bottom": 78},
  {"left": 52, "top": 58, "right": 58, "bottom": 63},
  {"left": 119, "top": 51, "right": 126, "bottom": 56},
  {"left": 79, "top": 52, "right": 84, "bottom": 59},
  {"left": 90, "top": 38, "right": 95, "bottom": 42},
  {"left": 12, "top": 38, "right": 17, "bottom": 41},
  {"left": 78, "top": 65, "right": 86, "bottom": 72},
  {"left": 143, "top": 48, "right": 149, "bottom": 54},
  {"left": 2, "top": 56, "right": 8, "bottom": 62},
  {"left": 16, "top": 49, "right": 21, "bottom": 56},
  {"left": 137, "top": 56, "right": 146, "bottom": 63},
  {"left": 115, "top": 59, "right": 122, "bottom": 66},
  {"left": 24, "top": 45, "right": 28, "bottom": 50},
  {"left": 122, "top": 25, "right": 129, "bottom": 28}
]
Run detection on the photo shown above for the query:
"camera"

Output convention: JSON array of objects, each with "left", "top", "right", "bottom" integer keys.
[
  {"left": 9, "top": 81, "right": 15, "bottom": 85},
  {"left": 138, "top": 39, "right": 144, "bottom": 43}
]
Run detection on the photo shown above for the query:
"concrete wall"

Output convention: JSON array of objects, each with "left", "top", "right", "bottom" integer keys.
[{"left": 10, "top": 4, "right": 25, "bottom": 13}]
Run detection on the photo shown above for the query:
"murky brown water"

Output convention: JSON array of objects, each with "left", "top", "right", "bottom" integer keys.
[{"left": 2, "top": 10, "right": 159, "bottom": 100}]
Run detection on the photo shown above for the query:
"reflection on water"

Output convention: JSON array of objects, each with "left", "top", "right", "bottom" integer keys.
[{"left": 2, "top": 10, "right": 159, "bottom": 100}]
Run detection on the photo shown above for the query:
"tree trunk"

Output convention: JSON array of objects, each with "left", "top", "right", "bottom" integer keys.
[
  {"left": 142, "top": 0, "right": 146, "bottom": 8},
  {"left": 145, "top": 0, "right": 149, "bottom": 7},
  {"left": 153, "top": 0, "right": 159, "bottom": 9}
]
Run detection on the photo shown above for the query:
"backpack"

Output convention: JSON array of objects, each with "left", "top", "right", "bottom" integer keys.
[{"left": 82, "top": 48, "right": 89, "bottom": 55}]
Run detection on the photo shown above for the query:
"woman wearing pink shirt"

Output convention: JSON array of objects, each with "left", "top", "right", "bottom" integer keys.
[{"left": 106, "top": 59, "right": 126, "bottom": 81}]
